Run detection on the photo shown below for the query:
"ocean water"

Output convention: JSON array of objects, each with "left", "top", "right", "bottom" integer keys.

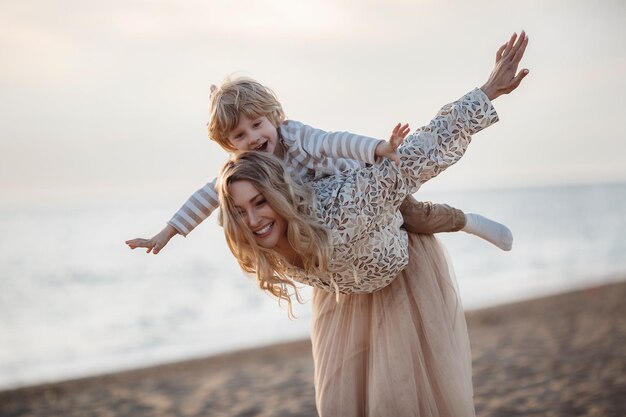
[{"left": 1, "top": 182, "right": 625, "bottom": 390}]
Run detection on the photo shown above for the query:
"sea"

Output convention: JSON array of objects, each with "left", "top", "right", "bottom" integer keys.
[{"left": 1, "top": 182, "right": 625, "bottom": 390}]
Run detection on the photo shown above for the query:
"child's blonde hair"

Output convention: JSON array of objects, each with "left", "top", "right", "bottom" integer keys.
[
  {"left": 218, "top": 151, "right": 333, "bottom": 317},
  {"left": 208, "top": 77, "right": 286, "bottom": 152}
]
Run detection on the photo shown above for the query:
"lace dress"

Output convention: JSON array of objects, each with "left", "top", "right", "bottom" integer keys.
[{"left": 284, "top": 88, "right": 498, "bottom": 416}]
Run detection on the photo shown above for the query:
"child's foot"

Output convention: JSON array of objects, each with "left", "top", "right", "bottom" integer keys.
[{"left": 462, "top": 213, "right": 513, "bottom": 251}]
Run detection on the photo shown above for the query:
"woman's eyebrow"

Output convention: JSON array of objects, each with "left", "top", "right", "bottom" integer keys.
[{"left": 250, "top": 192, "right": 263, "bottom": 204}]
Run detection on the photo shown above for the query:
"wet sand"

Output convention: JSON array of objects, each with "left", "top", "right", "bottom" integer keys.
[{"left": 1, "top": 281, "right": 625, "bottom": 417}]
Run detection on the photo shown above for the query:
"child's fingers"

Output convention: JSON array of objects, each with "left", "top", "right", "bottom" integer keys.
[
  {"left": 126, "top": 238, "right": 156, "bottom": 251},
  {"left": 397, "top": 123, "right": 410, "bottom": 138},
  {"left": 396, "top": 125, "right": 409, "bottom": 145},
  {"left": 390, "top": 123, "right": 401, "bottom": 140},
  {"left": 400, "top": 124, "right": 410, "bottom": 138},
  {"left": 125, "top": 239, "right": 142, "bottom": 249}
]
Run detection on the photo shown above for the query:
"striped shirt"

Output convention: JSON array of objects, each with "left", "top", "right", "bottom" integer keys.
[{"left": 168, "top": 122, "right": 383, "bottom": 236}]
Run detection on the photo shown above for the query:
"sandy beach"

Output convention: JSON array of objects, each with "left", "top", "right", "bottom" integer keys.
[{"left": 1, "top": 280, "right": 624, "bottom": 417}]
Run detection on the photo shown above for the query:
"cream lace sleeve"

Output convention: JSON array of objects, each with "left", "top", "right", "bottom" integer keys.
[{"left": 318, "top": 88, "right": 498, "bottom": 241}]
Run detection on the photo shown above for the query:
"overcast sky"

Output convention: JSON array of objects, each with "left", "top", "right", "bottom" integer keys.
[{"left": 1, "top": 0, "right": 625, "bottom": 204}]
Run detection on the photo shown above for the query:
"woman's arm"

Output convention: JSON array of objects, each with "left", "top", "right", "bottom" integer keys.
[
  {"left": 294, "top": 31, "right": 529, "bottom": 173},
  {"left": 377, "top": 31, "right": 529, "bottom": 164},
  {"left": 334, "top": 88, "right": 498, "bottom": 223},
  {"left": 324, "top": 32, "right": 529, "bottom": 233}
]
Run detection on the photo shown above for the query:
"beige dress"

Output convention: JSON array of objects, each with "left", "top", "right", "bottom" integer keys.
[
  {"left": 283, "top": 89, "right": 498, "bottom": 416},
  {"left": 312, "top": 233, "right": 473, "bottom": 416}
]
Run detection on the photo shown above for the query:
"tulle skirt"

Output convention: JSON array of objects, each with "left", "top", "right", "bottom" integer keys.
[{"left": 311, "top": 233, "right": 475, "bottom": 417}]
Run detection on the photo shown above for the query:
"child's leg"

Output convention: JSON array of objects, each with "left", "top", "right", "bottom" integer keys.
[
  {"left": 461, "top": 213, "right": 513, "bottom": 251},
  {"left": 399, "top": 195, "right": 466, "bottom": 234},
  {"left": 399, "top": 195, "right": 513, "bottom": 251}
]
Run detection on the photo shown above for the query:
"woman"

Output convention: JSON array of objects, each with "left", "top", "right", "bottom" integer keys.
[{"left": 219, "top": 33, "right": 528, "bottom": 416}]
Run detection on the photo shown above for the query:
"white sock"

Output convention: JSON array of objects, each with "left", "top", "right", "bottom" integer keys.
[{"left": 462, "top": 213, "right": 513, "bottom": 251}]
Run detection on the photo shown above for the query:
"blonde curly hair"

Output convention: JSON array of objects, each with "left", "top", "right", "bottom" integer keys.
[{"left": 218, "top": 151, "right": 333, "bottom": 317}]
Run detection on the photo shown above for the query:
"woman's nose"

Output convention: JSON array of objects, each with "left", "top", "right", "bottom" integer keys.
[{"left": 247, "top": 209, "right": 260, "bottom": 227}]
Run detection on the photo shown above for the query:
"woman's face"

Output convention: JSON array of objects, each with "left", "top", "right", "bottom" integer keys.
[{"left": 228, "top": 180, "right": 288, "bottom": 250}]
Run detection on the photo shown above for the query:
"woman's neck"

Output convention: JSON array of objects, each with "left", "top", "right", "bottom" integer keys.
[{"left": 274, "top": 238, "right": 304, "bottom": 269}]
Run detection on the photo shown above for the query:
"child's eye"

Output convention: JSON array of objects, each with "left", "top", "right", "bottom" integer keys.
[
  {"left": 253, "top": 121, "right": 262, "bottom": 128},
  {"left": 256, "top": 199, "right": 266, "bottom": 207}
]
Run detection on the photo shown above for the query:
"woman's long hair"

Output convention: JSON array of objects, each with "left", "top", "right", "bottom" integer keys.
[{"left": 218, "top": 151, "right": 333, "bottom": 317}]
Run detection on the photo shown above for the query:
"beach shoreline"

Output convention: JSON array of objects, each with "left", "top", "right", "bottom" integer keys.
[{"left": 2, "top": 280, "right": 625, "bottom": 416}]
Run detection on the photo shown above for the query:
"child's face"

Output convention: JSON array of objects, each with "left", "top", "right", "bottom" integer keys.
[{"left": 227, "top": 115, "right": 280, "bottom": 156}]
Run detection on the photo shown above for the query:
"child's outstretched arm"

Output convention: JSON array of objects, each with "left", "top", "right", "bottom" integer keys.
[
  {"left": 281, "top": 121, "right": 389, "bottom": 176},
  {"left": 126, "top": 177, "right": 220, "bottom": 254},
  {"left": 167, "top": 178, "right": 220, "bottom": 236},
  {"left": 126, "top": 224, "right": 178, "bottom": 255}
]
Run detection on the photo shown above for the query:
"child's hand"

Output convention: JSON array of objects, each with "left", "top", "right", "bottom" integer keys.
[
  {"left": 375, "top": 123, "right": 410, "bottom": 165},
  {"left": 126, "top": 224, "right": 179, "bottom": 255}
]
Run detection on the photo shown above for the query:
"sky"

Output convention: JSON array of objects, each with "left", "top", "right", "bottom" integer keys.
[{"left": 1, "top": 0, "right": 625, "bottom": 204}]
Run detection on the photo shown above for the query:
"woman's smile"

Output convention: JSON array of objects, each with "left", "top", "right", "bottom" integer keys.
[
  {"left": 253, "top": 221, "right": 274, "bottom": 238},
  {"left": 228, "top": 180, "right": 288, "bottom": 250}
]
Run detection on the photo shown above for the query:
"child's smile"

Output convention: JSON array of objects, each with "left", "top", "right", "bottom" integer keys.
[
  {"left": 252, "top": 140, "right": 268, "bottom": 152},
  {"left": 227, "top": 115, "right": 279, "bottom": 156}
]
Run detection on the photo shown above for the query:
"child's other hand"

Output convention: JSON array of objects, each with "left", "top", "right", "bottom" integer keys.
[
  {"left": 125, "top": 224, "right": 178, "bottom": 255},
  {"left": 375, "top": 123, "right": 410, "bottom": 165}
]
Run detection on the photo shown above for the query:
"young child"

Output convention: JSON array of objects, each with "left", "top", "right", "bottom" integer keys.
[{"left": 126, "top": 77, "right": 513, "bottom": 254}]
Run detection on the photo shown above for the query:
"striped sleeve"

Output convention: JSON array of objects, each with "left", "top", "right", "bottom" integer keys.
[
  {"left": 167, "top": 178, "right": 219, "bottom": 236},
  {"left": 281, "top": 121, "right": 382, "bottom": 166}
]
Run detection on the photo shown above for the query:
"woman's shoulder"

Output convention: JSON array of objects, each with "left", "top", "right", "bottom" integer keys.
[
  {"left": 307, "top": 172, "right": 373, "bottom": 231},
  {"left": 307, "top": 175, "right": 342, "bottom": 211}
]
